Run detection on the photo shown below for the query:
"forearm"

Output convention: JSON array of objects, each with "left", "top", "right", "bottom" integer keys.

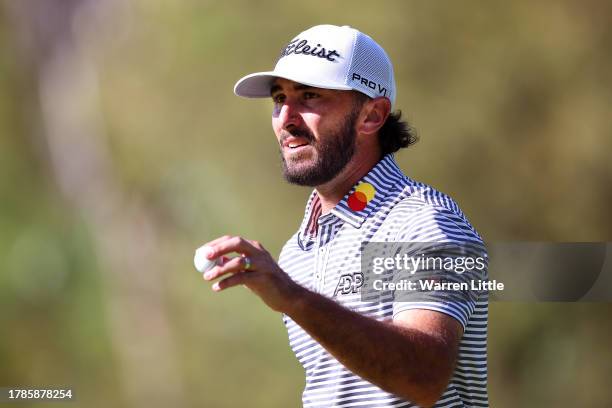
[
  {"left": 284, "top": 285, "right": 455, "bottom": 407},
  {"left": 202, "top": 236, "right": 458, "bottom": 405}
]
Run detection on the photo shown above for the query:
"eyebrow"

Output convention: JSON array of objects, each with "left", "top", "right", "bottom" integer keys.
[{"left": 270, "top": 83, "right": 316, "bottom": 96}]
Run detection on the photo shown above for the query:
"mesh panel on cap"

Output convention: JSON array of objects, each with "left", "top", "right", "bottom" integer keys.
[{"left": 345, "top": 32, "right": 395, "bottom": 106}]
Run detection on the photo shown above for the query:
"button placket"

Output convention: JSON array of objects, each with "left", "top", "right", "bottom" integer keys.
[
  {"left": 313, "top": 243, "right": 321, "bottom": 292},
  {"left": 316, "top": 248, "right": 325, "bottom": 289},
  {"left": 313, "top": 239, "right": 328, "bottom": 293},
  {"left": 313, "top": 234, "right": 326, "bottom": 292}
]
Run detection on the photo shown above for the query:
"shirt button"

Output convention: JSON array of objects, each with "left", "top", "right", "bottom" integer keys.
[{"left": 315, "top": 273, "right": 321, "bottom": 279}]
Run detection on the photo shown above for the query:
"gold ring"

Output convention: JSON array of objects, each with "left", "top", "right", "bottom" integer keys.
[{"left": 243, "top": 256, "right": 252, "bottom": 271}]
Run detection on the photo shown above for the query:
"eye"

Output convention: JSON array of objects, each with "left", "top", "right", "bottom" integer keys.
[{"left": 272, "top": 93, "right": 286, "bottom": 104}]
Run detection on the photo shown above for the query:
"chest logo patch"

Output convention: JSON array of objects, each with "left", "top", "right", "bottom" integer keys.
[
  {"left": 347, "top": 182, "right": 376, "bottom": 211},
  {"left": 333, "top": 272, "right": 364, "bottom": 296}
]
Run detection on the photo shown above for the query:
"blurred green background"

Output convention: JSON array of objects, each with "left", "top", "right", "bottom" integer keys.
[{"left": 1, "top": 0, "right": 611, "bottom": 407}]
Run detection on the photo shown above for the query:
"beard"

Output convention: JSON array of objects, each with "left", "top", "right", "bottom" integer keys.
[{"left": 279, "top": 106, "right": 361, "bottom": 187}]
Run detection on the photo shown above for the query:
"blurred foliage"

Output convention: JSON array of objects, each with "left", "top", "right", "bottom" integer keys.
[{"left": 1, "top": 0, "right": 611, "bottom": 407}]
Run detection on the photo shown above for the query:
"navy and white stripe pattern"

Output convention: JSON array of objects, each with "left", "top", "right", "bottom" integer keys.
[{"left": 278, "top": 154, "right": 488, "bottom": 407}]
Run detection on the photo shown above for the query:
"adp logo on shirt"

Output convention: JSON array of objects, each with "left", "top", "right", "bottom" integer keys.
[
  {"left": 347, "top": 182, "right": 376, "bottom": 211},
  {"left": 333, "top": 272, "right": 364, "bottom": 297}
]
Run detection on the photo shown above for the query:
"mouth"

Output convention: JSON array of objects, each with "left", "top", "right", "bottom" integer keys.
[
  {"left": 282, "top": 136, "right": 311, "bottom": 151},
  {"left": 288, "top": 141, "right": 309, "bottom": 149}
]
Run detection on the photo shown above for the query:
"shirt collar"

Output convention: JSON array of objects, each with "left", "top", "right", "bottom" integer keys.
[
  {"left": 298, "top": 154, "right": 406, "bottom": 239},
  {"left": 330, "top": 154, "right": 405, "bottom": 228}
]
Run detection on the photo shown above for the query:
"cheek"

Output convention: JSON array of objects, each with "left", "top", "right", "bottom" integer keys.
[
  {"left": 271, "top": 117, "right": 283, "bottom": 140},
  {"left": 301, "top": 113, "right": 322, "bottom": 138}
]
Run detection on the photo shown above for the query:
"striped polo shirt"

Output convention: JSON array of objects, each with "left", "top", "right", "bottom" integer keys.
[{"left": 278, "top": 154, "right": 489, "bottom": 408}]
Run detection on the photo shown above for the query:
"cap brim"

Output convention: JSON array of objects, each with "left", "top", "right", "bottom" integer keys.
[{"left": 233, "top": 71, "right": 353, "bottom": 98}]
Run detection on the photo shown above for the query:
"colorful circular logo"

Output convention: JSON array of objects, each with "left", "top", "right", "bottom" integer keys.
[{"left": 347, "top": 182, "right": 376, "bottom": 211}]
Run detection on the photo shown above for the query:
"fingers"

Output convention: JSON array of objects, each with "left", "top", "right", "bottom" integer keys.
[
  {"left": 207, "top": 236, "right": 259, "bottom": 259},
  {"left": 199, "top": 235, "right": 271, "bottom": 293},
  {"left": 213, "top": 271, "right": 259, "bottom": 292},
  {"left": 203, "top": 255, "right": 249, "bottom": 281},
  {"left": 199, "top": 235, "right": 232, "bottom": 252},
  {"left": 200, "top": 235, "right": 266, "bottom": 260}
]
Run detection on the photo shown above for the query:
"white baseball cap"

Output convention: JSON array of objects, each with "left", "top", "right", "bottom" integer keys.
[{"left": 233, "top": 24, "right": 396, "bottom": 107}]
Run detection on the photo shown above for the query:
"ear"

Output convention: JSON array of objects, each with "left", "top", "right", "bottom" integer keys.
[{"left": 357, "top": 97, "right": 391, "bottom": 135}]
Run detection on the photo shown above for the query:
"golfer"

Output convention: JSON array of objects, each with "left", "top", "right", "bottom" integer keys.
[{"left": 202, "top": 25, "right": 488, "bottom": 408}]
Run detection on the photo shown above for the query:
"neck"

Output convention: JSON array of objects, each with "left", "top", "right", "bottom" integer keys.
[{"left": 315, "top": 153, "right": 382, "bottom": 214}]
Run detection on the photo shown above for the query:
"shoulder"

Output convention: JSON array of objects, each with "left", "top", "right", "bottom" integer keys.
[{"left": 386, "top": 177, "right": 483, "bottom": 243}]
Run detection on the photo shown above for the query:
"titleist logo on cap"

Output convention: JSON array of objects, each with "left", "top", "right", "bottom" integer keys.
[
  {"left": 234, "top": 25, "right": 396, "bottom": 107},
  {"left": 279, "top": 38, "right": 341, "bottom": 62}
]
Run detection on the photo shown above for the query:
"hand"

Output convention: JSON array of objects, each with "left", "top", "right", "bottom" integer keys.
[{"left": 201, "top": 235, "right": 302, "bottom": 313}]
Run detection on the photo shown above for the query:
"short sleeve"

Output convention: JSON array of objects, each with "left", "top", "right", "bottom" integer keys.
[{"left": 390, "top": 205, "right": 488, "bottom": 330}]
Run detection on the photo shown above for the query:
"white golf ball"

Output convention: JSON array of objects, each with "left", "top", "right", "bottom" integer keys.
[{"left": 194, "top": 245, "right": 218, "bottom": 273}]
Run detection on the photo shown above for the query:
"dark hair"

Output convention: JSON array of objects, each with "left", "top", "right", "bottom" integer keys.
[
  {"left": 352, "top": 92, "right": 418, "bottom": 156},
  {"left": 378, "top": 110, "right": 418, "bottom": 155}
]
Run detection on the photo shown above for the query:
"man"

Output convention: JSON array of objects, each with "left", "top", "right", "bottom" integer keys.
[{"left": 202, "top": 25, "right": 488, "bottom": 407}]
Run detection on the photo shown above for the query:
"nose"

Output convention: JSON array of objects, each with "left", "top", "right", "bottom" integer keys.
[{"left": 277, "top": 99, "right": 302, "bottom": 130}]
